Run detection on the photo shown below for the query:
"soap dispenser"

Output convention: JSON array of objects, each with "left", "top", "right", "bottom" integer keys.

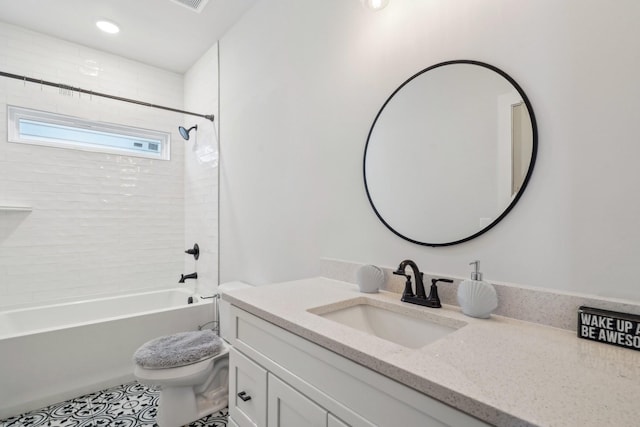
[{"left": 457, "top": 260, "right": 498, "bottom": 319}]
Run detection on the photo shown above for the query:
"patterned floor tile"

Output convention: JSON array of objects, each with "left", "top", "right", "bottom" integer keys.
[{"left": 0, "top": 382, "right": 227, "bottom": 427}]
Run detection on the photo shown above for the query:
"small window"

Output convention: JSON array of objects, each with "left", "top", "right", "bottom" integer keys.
[{"left": 7, "top": 105, "right": 170, "bottom": 160}]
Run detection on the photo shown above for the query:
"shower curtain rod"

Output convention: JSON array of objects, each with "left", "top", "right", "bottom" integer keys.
[{"left": 0, "top": 70, "right": 215, "bottom": 122}]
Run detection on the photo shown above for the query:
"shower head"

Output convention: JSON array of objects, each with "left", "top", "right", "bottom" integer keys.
[{"left": 178, "top": 125, "right": 198, "bottom": 140}]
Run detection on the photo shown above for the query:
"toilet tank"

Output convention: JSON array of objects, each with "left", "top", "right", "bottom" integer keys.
[{"left": 218, "top": 281, "right": 252, "bottom": 341}]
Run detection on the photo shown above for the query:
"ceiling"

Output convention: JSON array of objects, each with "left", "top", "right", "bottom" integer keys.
[{"left": 0, "top": 0, "right": 258, "bottom": 74}]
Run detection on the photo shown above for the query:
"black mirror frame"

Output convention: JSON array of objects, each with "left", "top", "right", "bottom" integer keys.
[{"left": 363, "top": 59, "right": 538, "bottom": 247}]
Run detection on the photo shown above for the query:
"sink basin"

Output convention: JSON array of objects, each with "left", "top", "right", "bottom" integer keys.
[{"left": 311, "top": 299, "right": 463, "bottom": 349}]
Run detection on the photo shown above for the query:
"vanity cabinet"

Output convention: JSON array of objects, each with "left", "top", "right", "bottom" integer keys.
[
  {"left": 328, "top": 414, "right": 349, "bottom": 427},
  {"left": 228, "top": 306, "right": 490, "bottom": 427},
  {"left": 267, "top": 374, "right": 327, "bottom": 427},
  {"left": 230, "top": 347, "right": 331, "bottom": 427},
  {"left": 229, "top": 348, "right": 267, "bottom": 427},
  {"left": 229, "top": 347, "right": 328, "bottom": 427}
]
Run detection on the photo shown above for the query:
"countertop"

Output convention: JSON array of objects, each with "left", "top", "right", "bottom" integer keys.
[{"left": 222, "top": 277, "right": 640, "bottom": 427}]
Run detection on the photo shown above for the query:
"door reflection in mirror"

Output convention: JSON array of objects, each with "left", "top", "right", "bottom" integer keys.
[{"left": 511, "top": 102, "right": 533, "bottom": 196}]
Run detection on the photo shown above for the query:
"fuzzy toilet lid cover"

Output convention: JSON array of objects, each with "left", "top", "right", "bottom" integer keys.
[{"left": 133, "top": 329, "right": 224, "bottom": 369}]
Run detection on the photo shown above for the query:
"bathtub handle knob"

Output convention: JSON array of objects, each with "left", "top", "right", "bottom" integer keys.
[
  {"left": 185, "top": 243, "right": 200, "bottom": 260},
  {"left": 237, "top": 391, "right": 252, "bottom": 402}
]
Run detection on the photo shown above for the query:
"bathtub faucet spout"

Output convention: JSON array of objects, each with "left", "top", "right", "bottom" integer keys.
[{"left": 179, "top": 272, "right": 198, "bottom": 283}]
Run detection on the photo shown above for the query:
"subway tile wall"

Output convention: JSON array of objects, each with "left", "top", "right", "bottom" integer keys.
[
  {"left": 183, "top": 43, "right": 219, "bottom": 295},
  {"left": 0, "top": 23, "right": 186, "bottom": 308}
]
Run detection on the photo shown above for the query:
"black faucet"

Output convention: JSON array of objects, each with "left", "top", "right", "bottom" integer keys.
[
  {"left": 424, "top": 278, "right": 454, "bottom": 308},
  {"left": 393, "top": 259, "right": 452, "bottom": 308},
  {"left": 393, "top": 260, "right": 426, "bottom": 302},
  {"left": 179, "top": 272, "right": 198, "bottom": 283}
]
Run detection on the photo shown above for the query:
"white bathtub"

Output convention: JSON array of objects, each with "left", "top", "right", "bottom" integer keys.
[{"left": 0, "top": 288, "right": 214, "bottom": 419}]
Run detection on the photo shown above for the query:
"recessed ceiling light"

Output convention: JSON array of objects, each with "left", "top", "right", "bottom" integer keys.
[
  {"left": 362, "top": 0, "right": 390, "bottom": 11},
  {"left": 96, "top": 20, "right": 120, "bottom": 34}
]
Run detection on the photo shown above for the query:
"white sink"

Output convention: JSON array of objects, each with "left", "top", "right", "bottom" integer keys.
[{"left": 311, "top": 299, "right": 463, "bottom": 349}]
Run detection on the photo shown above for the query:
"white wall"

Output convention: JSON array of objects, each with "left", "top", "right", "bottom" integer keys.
[
  {"left": 184, "top": 43, "right": 219, "bottom": 294},
  {"left": 0, "top": 23, "right": 185, "bottom": 307},
  {"left": 219, "top": 0, "right": 640, "bottom": 302}
]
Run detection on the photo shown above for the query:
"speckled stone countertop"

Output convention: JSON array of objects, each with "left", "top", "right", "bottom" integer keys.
[{"left": 222, "top": 277, "right": 640, "bottom": 427}]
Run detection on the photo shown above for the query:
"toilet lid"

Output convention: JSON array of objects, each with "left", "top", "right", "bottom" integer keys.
[{"left": 134, "top": 329, "right": 224, "bottom": 369}]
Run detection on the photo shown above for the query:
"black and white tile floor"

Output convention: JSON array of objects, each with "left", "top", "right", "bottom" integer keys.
[{"left": 0, "top": 382, "right": 227, "bottom": 427}]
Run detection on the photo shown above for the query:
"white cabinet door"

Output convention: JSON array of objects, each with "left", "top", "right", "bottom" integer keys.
[
  {"left": 230, "top": 347, "right": 268, "bottom": 427},
  {"left": 328, "top": 414, "right": 349, "bottom": 427},
  {"left": 267, "top": 373, "right": 327, "bottom": 427}
]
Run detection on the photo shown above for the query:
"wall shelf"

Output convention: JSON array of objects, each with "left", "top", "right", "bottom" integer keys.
[{"left": 0, "top": 205, "right": 32, "bottom": 212}]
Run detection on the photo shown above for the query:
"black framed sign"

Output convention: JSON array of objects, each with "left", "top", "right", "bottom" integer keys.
[{"left": 578, "top": 306, "right": 640, "bottom": 351}]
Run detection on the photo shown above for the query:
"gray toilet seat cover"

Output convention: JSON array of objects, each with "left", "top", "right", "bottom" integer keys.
[{"left": 134, "top": 329, "right": 224, "bottom": 369}]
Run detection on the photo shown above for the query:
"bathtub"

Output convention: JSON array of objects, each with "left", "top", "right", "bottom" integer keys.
[{"left": 0, "top": 288, "right": 214, "bottom": 420}]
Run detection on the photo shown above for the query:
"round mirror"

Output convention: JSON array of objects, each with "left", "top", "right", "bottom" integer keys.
[{"left": 364, "top": 60, "right": 537, "bottom": 246}]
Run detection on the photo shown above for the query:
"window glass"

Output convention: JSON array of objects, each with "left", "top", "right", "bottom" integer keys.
[{"left": 8, "top": 106, "right": 170, "bottom": 160}]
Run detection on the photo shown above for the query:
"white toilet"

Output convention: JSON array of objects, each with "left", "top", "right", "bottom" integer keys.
[{"left": 133, "top": 281, "right": 251, "bottom": 427}]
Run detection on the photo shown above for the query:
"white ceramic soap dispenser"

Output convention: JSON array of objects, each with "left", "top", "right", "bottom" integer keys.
[{"left": 457, "top": 260, "right": 498, "bottom": 319}]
